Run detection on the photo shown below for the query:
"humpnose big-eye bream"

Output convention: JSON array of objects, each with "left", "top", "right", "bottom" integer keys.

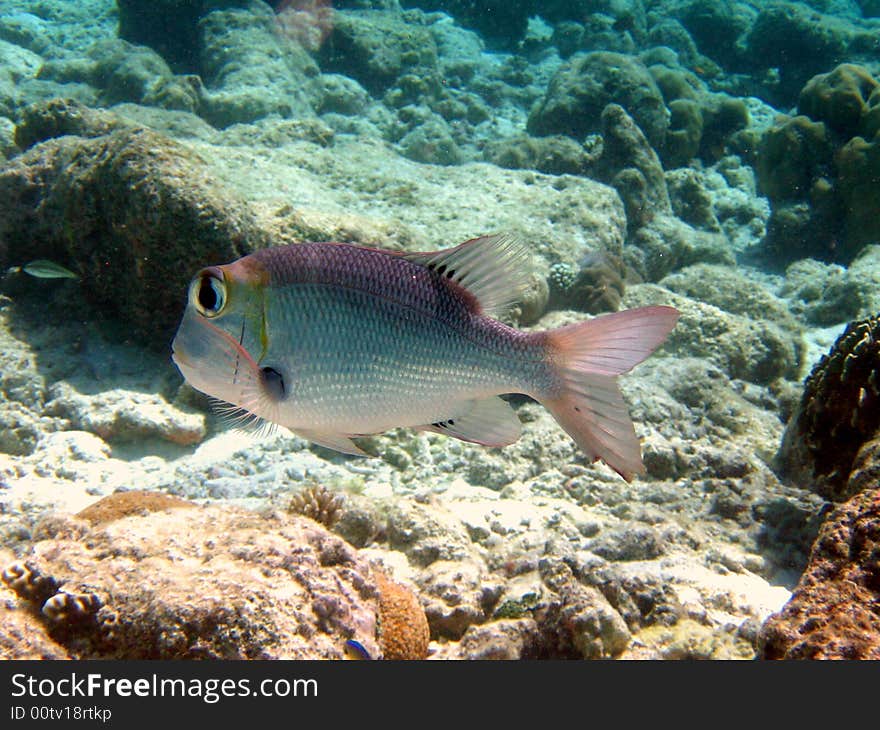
[{"left": 171, "top": 235, "right": 679, "bottom": 480}]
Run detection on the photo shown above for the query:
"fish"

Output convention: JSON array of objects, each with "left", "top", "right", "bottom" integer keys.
[
  {"left": 171, "top": 234, "right": 679, "bottom": 480},
  {"left": 342, "top": 639, "right": 371, "bottom": 660},
  {"left": 18, "top": 259, "right": 79, "bottom": 279}
]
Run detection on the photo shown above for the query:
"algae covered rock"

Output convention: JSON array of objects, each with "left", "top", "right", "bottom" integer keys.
[
  {"left": 756, "top": 115, "right": 834, "bottom": 203},
  {"left": 318, "top": 9, "right": 438, "bottom": 94},
  {"left": 776, "top": 314, "right": 880, "bottom": 502},
  {"left": 0, "top": 101, "right": 262, "bottom": 345},
  {"left": 484, "top": 134, "right": 599, "bottom": 176},
  {"left": 746, "top": 2, "right": 856, "bottom": 103},
  {"left": 756, "top": 64, "right": 880, "bottom": 264},
  {"left": 527, "top": 51, "right": 669, "bottom": 149},
  {"left": 629, "top": 215, "right": 733, "bottom": 282},
  {"left": 798, "top": 63, "right": 880, "bottom": 138},
  {"left": 198, "top": 2, "right": 320, "bottom": 127},
  {"left": 596, "top": 103, "right": 671, "bottom": 230}
]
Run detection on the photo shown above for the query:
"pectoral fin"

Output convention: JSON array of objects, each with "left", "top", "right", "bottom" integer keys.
[
  {"left": 419, "top": 397, "right": 522, "bottom": 447},
  {"left": 296, "top": 429, "right": 368, "bottom": 456}
]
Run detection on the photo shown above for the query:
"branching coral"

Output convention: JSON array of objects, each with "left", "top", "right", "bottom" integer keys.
[{"left": 288, "top": 483, "right": 345, "bottom": 529}]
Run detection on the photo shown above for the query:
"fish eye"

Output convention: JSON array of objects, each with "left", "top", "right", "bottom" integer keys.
[{"left": 190, "top": 269, "right": 226, "bottom": 318}]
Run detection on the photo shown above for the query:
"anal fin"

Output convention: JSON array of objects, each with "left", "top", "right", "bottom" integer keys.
[
  {"left": 295, "top": 429, "right": 368, "bottom": 456},
  {"left": 419, "top": 397, "right": 521, "bottom": 447}
]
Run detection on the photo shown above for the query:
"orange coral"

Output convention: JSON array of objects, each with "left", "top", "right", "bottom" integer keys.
[
  {"left": 76, "top": 490, "right": 195, "bottom": 525},
  {"left": 375, "top": 572, "right": 429, "bottom": 660}
]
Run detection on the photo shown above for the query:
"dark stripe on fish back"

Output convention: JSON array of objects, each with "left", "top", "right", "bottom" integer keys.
[
  {"left": 250, "top": 242, "right": 540, "bottom": 362},
  {"left": 250, "top": 242, "right": 481, "bottom": 318}
]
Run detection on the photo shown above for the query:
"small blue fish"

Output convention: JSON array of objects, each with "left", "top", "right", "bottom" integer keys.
[
  {"left": 18, "top": 259, "right": 79, "bottom": 280},
  {"left": 343, "top": 639, "right": 371, "bottom": 660}
]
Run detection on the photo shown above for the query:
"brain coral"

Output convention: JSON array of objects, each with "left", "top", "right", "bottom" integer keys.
[{"left": 776, "top": 314, "right": 880, "bottom": 501}]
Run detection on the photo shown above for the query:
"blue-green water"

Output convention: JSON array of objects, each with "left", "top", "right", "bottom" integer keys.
[{"left": 0, "top": 1, "right": 877, "bottom": 660}]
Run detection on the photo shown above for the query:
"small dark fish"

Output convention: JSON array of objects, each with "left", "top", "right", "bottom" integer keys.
[
  {"left": 19, "top": 260, "right": 79, "bottom": 280},
  {"left": 343, "top": 639, "right": 371, "bottom": 660}
]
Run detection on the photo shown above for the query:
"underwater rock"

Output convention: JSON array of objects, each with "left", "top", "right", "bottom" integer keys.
[
  {"left": 628, "top": 618, "right": 755, "bottom": 660},
  {"left": 13, "top": 97, "right": 133, "bottom": 150},
  {"left": 628, "top": 215, "right": 733, "bottom": 281},
  {"left": 483, "top": 134, "right": 600, "bottom": 177},
  {"left": 756, "top": 64, "right": 880, "bottom": 264},
  {"left": 399, "top": 114, "right": 462, "bottom": 165},
  {"left": 666, "top": 0, "right": 753, "bottom": 70},
  {"left": 780, "top": 257, "right": 867, "bottom": 326},
  {"left": 539, "top": 558, "right": 631, "bottom": 659},
  {"left": 665, "top": 159, "right": 769, "bottom": 250},
  {"left": 385, "top": 501, "right": 476, "bottom": 567},
  {"left": 0, "top": 36, "right": 43, "bottom": 118},
  {"left": 316, "top": 73, "right": 371, "bottom": 116},
  {"left": 756, "top": 115, "right": 834, "bottom": 203},
  {"left": 86, "top": 38, "right": 176, "bottom": 107},
  {"left": 198, "top": 2, "right": 319, "bottom": 128},
  {"left": 834, "top": 132, "right": 880, "bottom": 256},
  {"left": 625, "top": 284, "right": 802, "bottom": 385},
  {"left": 660, "top": 264, "right": 799, "bottom": 332},
  {"left": 0, "top": 104, "right": 262, "bottom": 345},
  {"left": 528, "top": 51, "right": 669, "bottom": 150},
  {"left": 648, "top": 64, "right": 749, "bottom": 168},
  {"left": 117, "top": 1, "right": 321, "bottom": 126},
  {"left": 0, "top": 502, "right": 391, "bottom": 659},
  {"left": 798, "top": 63, "right": 880, "bottom": 138},
  {"left": 759, "top": 487, "right": 880, "bottom": 659},
  {"left": 0, "top": 407, "right": 41, "bottom": 456},
  {"left": 0, "top": 116, "right": 14, "bottom": 159},
  {"left": 44, "top": 384, "right": 206, "bottom": 447},
  {"left": 417, "top": 558, "right": 496, "bottom": 639},
  {"left": 596, "top": 103, "right": 671, "bottom": 231},
  {"left": 665, "top": 168, "right": 719, "bottom": 230},
  {"left": 318, "top": 9, "right": 438, "bottom": 95},
  {"left": 776, "top": 314, "right": 880, "bottom": 502},
  {"left": 746, "top": 2, "right": 861, "bottom": 104},
  {"left": 435, "top": 618, "right": 542, "bottom": 660},
  {"left": 587, "top": 524, "right": 667, "bottom": 562}
]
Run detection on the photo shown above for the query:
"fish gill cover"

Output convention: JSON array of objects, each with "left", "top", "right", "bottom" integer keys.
[{"left": 0, "top": 0, "right": 877, "bottom": 661}]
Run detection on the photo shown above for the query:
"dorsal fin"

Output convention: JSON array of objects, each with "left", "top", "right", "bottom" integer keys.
[{"left": 404, "top": 234, "right": 533, "bottom": 319}]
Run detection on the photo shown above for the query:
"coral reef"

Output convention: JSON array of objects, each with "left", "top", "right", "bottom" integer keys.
[
  {"left": 759, "top": 487, "right": 880, "bottom": 659},
  {"left": 2, "top": 0, "right": 877, "bottom": 664},
  {"left": 776, "top": 314, "right": 880, "bottom": 501}
]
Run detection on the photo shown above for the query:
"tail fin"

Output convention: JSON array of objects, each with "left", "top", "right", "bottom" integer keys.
[{"left": 539, "top": 306, "right": 679, "bottom": 481}]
